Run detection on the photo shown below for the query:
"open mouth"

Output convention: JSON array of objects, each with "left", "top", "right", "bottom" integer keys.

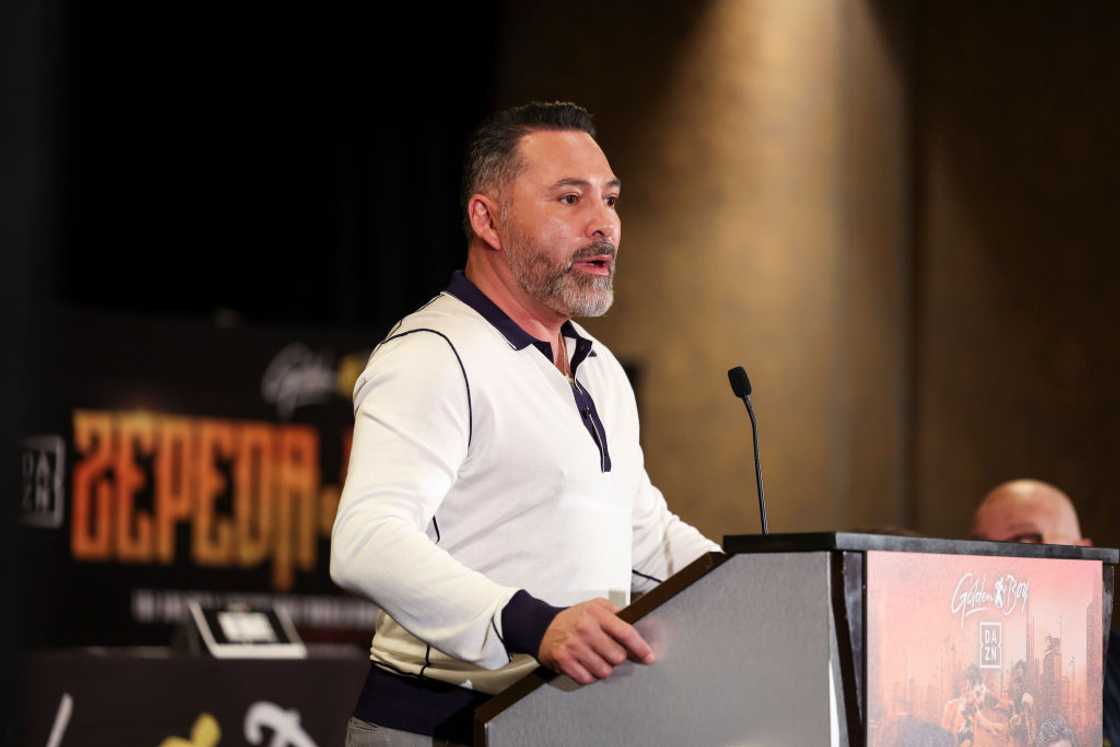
[{"left": 572, "top": 256, "right": 613, "bottom": 276}]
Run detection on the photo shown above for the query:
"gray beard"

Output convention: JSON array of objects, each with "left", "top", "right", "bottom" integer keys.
[{"left": 506, "top": 238, "right": 616, "bottom": 318}]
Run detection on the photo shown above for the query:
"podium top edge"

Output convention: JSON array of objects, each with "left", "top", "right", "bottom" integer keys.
[{"left": 722, "top": 531, "right": 1119, "bottom": 563}]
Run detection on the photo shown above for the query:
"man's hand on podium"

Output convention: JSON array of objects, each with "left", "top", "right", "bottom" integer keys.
[{"left": 537, "top": 598, "right": 655, "bottom": 685}]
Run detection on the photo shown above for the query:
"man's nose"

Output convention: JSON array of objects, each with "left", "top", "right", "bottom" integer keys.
[{"left": 587, "top": 202, "right": 620, "bottom": 243}]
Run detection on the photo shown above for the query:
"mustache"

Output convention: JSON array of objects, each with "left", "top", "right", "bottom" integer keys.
[{"left": 569, "top": 240, "right": 617, "bottom": 263}]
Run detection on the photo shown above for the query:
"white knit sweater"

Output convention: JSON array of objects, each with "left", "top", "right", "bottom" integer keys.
[{"left": 330, "top": 274, "right": 720, "bottom": 695}]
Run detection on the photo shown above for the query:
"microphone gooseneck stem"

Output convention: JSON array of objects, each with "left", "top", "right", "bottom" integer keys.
[{"left": 742, "top": 395, "right": 768, "bottom": 535}]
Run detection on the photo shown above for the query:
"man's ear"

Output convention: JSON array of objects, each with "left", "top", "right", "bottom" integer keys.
[{"left": 468, "top": 194, "right": 502, "bottom": 252}]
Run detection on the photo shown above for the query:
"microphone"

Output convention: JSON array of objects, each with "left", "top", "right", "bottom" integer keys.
[{"left": 727, "top": 366, "right": 768, "bottom": 534}]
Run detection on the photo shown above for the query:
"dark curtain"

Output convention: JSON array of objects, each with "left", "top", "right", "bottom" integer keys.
[{"left": 52, "top": 3, "right": 501, "bottom": 330}]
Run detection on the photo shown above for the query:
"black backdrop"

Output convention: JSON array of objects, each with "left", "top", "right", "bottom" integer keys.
[{"left": 47, "top": 3, "right": 502, "bottom": 327}]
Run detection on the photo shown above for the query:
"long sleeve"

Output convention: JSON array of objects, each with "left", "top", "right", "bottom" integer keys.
[
  {"left": 329, "top": 331, "right": 521, "bottom": 670},
  {"left": 630, "top": 465, "right": 722, "bottom": 594}
]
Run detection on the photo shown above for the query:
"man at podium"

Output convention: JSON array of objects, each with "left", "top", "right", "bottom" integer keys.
[{"left": 330, "top": 102, "right": 719, "bottom": 745}]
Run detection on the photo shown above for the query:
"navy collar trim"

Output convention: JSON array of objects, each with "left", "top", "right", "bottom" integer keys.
[{"left": 444, "top": 271, "right": 595, "bottom": 364}]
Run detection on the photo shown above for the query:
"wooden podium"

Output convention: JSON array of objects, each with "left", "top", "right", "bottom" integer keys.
[{"left": 476, "top": 533, "right": 1117, "bottom": 746}]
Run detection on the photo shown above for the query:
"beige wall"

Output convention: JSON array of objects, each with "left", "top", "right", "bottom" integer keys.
[
  {"left": 911, "top": 5, "right": 1120, "bottom": 552},
  {"left": 495, "top": 1, "right": 911, "bottom": 541}
]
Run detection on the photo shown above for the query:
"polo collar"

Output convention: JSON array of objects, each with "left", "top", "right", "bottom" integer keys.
[{"left": 444, "top": 271, "right": 596, "bottom": 366}]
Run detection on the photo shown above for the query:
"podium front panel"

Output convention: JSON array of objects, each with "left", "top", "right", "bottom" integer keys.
[{"left": 481, "top": 552, "right": 842, "bottom": 746}]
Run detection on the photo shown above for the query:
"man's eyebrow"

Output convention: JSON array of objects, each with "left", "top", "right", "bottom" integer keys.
[{"left": 549, "top": 177, "right": 623, "bottom": 191}]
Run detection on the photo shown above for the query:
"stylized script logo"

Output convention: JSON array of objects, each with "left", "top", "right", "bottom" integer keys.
[
  {"left": 157, "top": 702, "right": 317, "bottom": 747},
  {"left": 244, "top": 701, "right": 317, "bottom": 747},
  {"left": 261, "top": 344, "right": 338, "bottom": 418},
  {"left": 950, "top": 572, "right": 1030, "bottom": 628}
]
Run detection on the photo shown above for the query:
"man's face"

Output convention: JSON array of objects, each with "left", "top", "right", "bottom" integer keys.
[{"left": 498, "top": 129, "right": 621, "bottom": 318}]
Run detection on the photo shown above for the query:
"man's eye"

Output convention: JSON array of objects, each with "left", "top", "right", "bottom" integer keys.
[
  {"left": 1008, "top": 532, "right": 1043, "bottom": 544},
  {"left": 560, "top": 194, "right": 578, "bottom": 205},
  {"left": 606, "top": 195, "right": 619, "bottom": 208}
]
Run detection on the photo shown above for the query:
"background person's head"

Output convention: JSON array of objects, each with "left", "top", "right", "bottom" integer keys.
[{"left": 971, "top": 479, "right": 1092, "bottom": 546}]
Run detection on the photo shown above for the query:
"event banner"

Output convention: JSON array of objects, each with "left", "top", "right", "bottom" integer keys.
[
  {"left": 18, "top": 309, "right": 385, "bottom": 647},
  {"left": 867, "top": 550, "right": 1104, "bottom": 747}
]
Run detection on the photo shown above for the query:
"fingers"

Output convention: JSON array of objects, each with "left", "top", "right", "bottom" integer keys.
[
  {"left": 599, "top": 611, "right": 654, "bottom": 664},
  {"left": 575, "top": 647, "right": 615, "bottom": 681},
  {"left": 539, "top": 598, "right": 655, "bottom": 685},
  {"left": 548, "top": 638, "right": 611, "bottom": 684},
  {"left": 585, "top": 599, "right": 648, "bottom": 666},
  {"left": 566, "top": 635, "right": 625, "bottom": 682},
  {"left": 592, "top": 630, "right": 629, "bottom": 666},
  {"left": 556, "top": 656, "right": 595, "bottom": 686}
]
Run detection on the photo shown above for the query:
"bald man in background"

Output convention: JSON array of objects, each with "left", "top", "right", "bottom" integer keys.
[
  {"left": 971, "top": 479, "right": 1093, "bottom": 547},
  {"left": 971, "top": 478, "right": 1117, "bottom": 747}
]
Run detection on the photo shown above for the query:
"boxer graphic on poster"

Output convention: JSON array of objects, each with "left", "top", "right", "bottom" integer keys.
[{"left": 940, "top": 664, "right": 1007, "bottom": 745}]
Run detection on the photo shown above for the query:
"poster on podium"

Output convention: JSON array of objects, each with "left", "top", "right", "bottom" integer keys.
[{"left": 867, "top": 551, "right": 1103, "bottom": 747}]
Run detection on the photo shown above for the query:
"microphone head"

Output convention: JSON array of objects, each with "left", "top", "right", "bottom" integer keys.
[{"left": 727, "top": 366, "right": 752, "bottom": 398}]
